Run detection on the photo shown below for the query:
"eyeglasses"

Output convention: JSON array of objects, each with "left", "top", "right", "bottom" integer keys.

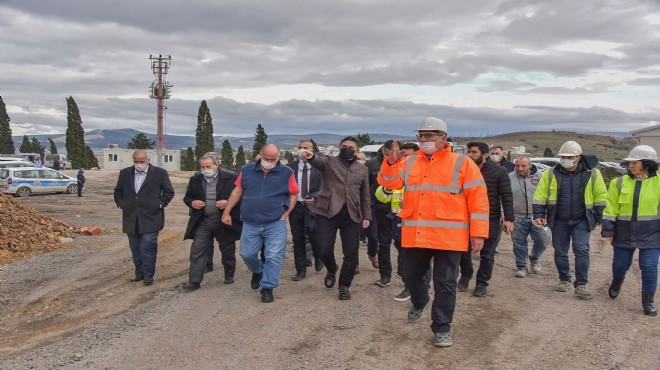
[{"left": 416, "top": 133, "right": 444, "bottom": 140}]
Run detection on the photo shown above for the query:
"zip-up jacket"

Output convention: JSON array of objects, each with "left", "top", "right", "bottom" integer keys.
[
  {"left": 481, "top": 160, "right": 514, "bottom": 222},
  {"left": 509, "top": 165, "right": 542, "bottom": 218},
  {"left": 377, "top": 145, "right": 489, "bottom": 252},
  {"left": 601, "top": 172, "right": 660, "bottom": 249},
  {"left": 375, "top": 186, "right": 404, "bottom": 213},
  {"left": 532, "top": 154, "right": 607, "bottom": 231}
]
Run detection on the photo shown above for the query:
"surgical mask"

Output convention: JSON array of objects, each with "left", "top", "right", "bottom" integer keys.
[
  {"left": 560, "top": 158, "right": 577, "bottom": 169},
  {"left": 419, "top": 142, "right": 437, "bottom": 155},
  {"left": 201, "top": 168, "right": 216, "bottom": 178},
  {"left": 134, "top": 163, "right": 148, "bottom": 172},
  {"left": 339, "top": 148, "right": 355, "bottom": 159},
  {"left": 489, "top": 154, "right": 501, "bottom": 163},
  {"left": 261, "top": 160, "right": 276, "bottom": 170}
]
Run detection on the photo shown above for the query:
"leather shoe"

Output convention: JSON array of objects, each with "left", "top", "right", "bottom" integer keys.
[
  {"left": 205, "top": 265, "right": 214, "bottom": 273},
  {"left": 306, "top": 259, "right": 313, "bottom": 267},
  {"left": 338, "top": 285, "right": 351, "bottom": 300},
  {"left": 314, "top": 259, "right": 324, "bottom": 272},
  {"left": 324, "top": 272, "right": 336, "bottom": 288},
  {"left": 130, "top": 276, "right": 144, "bottom": 283},
  {"left": 183, "top": 282, "right": 200, "bottom": 291},
  {"left": 251, "top": 273, "right": 263, "bottom": 290},
  {"left": 143, "top": 277, "right": 154, "bottom": 286},
  {"left": 224, "top": 276, "right": 235, "bottom": 284},
  {"left": 261, "top": 288, "right": 274, "bottom": 303},
  {"left": 291, "top": 271, "right": 306, "bottom": 281}
]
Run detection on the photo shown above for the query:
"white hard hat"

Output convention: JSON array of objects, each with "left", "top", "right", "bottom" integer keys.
[
  {"left": 558, "top": 141, "right": 582, "bottom": 156},
  {"left": 414, "top": 117, "right": 448, "bottom": 134},
  {"left": 624, "top": 145, "right": 658, "bottom": 161}
]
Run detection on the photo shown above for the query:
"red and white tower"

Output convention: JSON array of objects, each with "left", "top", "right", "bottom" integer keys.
[{"left": 149, "top": 54, "right": 172, "bottom": 167}]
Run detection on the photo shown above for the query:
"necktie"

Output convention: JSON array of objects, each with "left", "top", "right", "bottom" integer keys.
[{"left": 301, "top": 165, "right": 308, "bottom": 199}]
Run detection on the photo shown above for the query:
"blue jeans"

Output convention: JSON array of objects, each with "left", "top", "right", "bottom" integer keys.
[
  {"left": 239, "top": 220, "right": 287, "bottom": 289},
  {"left": 127, "top": 231, "right": 159, "bottom": 279},
  {"left": 512, "top": 217, "right": 549, "bottom": 269},
  {"left": 551, "top": 218, "right": 591, "bottom": 286},
  {"left": 612, "top": 247, "right": 660, "bottom": 294}
]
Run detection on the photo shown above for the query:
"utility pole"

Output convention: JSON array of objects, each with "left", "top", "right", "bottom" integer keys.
[{"left": 149, "top": 54, "right": 172, "bottom": 167}]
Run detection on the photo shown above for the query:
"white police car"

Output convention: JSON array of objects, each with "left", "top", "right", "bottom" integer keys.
[{"left": 0, "top": 167, "right": 78, "bottom": 197}]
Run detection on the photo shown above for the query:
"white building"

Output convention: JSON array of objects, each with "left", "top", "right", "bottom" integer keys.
[
  {"left": 631, "top": 124, "right": 660, "bottom": 155},
  {"left": 103, "top": 148, "right": 181, "bottom": 171},
  {"left": 320, "top": 145, "right": 339, "bottom": 156},
  {"left": 511, "top": 146, "right": 526, "bottom": 154}
]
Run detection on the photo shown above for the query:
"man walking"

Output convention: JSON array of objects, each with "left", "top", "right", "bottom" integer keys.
[
  {"left": 489, "top": 145, "right": 515, "bottom": 173},
  {"left": 222, "top": 144, "right": 298, "bottom": 303},
  {"left": 182, "top": 153, "right": 242, "bottom": 291},
  {"left": 458, "top": 142, "right": 514, "bottom": 296},
  {"left": 378, "top": 117, "right": 489, "bottom": 347},
  {"left": 113, "top": 150, "right": 174, "bottom": 286},
  {"left": 533, "top": 141, "right": 607, "bottom": 298},
  {"left": 299, "top": 136, "right": 371, "bottom": 300},
  {"left": 509, "top": 156, "right": 549, "bottom": 278}
]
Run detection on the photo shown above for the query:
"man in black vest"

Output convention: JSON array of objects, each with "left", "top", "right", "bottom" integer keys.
[
  {"left": 287, "top": 140, "right": 323, "bottom": 280},
  {"left": 182, "top": 153, "right": 242, "bottom": 291}
]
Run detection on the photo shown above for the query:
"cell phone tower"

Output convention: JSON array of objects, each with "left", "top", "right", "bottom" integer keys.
[{"left": 149, "top": 54, "right": 172, "bottom": 167}]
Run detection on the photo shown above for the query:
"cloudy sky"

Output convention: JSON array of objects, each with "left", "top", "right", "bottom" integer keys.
[{"left": 1, "top": 0, "right": 659, "bottom": 138}]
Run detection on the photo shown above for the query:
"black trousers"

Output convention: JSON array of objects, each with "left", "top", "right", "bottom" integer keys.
[
  {"left": 366, "top": 208, "right": 378, "bottom": 257},
  {"left": 459, "top": 221, "right": 501, "bottom": 286},
  {"left": 375, "top": 209, "right": 393, "bottom": 278},
  {"left": 189, "top": 217, "right": 236, "bottom": 283},
  {"left": 404, "top": 247, "right": 461, "bottom": 334},
  {"left": 289, "top": 203, "right": 320, "bottom": 273},
  {"left": 316, "top": 205, "right": 361, "bottom": 287}
]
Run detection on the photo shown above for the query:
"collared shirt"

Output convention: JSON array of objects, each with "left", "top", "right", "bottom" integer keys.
[
  {"left": 134, "top": 165, "right": 149, "bottom": 192},
  {"left": 297, "top": 161, "right": 311, "bottom": 202},
  {"left": 203, "top": 171, "right": 219, "bottom": 183}
]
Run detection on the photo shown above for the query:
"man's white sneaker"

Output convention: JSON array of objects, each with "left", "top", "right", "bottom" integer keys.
[{"left": 515, "top": 268, "right": 527, "bottom": 278}]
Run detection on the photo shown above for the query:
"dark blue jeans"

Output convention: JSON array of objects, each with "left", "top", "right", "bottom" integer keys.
[
  {"left": 512, "top": 217, "right": 549, "bottom": 269},
  {"left": 612, "top": 247, "right": 660, "bottom": 294},
  {"left": 127, "top": 231, "right": 159, "bottom": 279},
  {"left": 551, "top": 218, "right": 590, "bottom": 286}
]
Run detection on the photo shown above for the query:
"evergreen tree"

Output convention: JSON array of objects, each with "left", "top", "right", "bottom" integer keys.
[
  {"left": 65, "top": 96, "right": 98, "bottom": 169},
  {"left": 355, "top": 133, "right": 374, "bottom": 147},
  {"left": 126, "top": 132, "right": 155, "bottom": 149},
  {"left": 310, "top": 138, "right": 319, "bottom": 153},
  {"left": 506, "top": 151, "right": 512, "bottom": 161},
  {"left": 194, "top": 100, "right": 214, "bottom": 162},
  {"left": 19, "top": 135, "right": 31, "bottom": 153},
  {"left": 181, "top": 147, "right": 196, "bottom": 171},
  {"left": 48, "top": 138, "right": 58, "bottom": 154},
  {"left": 543, "top": 147, "right": 554, "bottom": 157},
  {"left": 283, "top": 151, "right": 294, "bottom": 163},
  {"left": 251, "top": 124, "right": 268, "bottom": 159},
  {"left": 31, "top": 137, "right": 45, "bottom": 162},
  {"left": 220, "top": 139, "right": 234, "bottom": 171},
  {"left": 235, "top": 145, "right": 247, "bottom": 167},
  {"left": 0, "top": 96, "right": 15, "bottom": 154}
]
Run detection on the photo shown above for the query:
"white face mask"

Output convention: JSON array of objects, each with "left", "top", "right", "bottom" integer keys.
[
  {"left": 419, "top": 142, "right": 438, "bottom": 155},
  {"left": 134, "top": 163, "right": 148, "bottom": 172},
  {"left": 560, "top": 158, "right": 577, "bottom": 169},
  {"left": 261, "top": 160, "right": 276, "bottom": 170},
  {"left": 201, "top": 168, "right": 216, "bottom": 178},
  {"left": 489, "top": 154, "right": 501, "bottom": 163}
]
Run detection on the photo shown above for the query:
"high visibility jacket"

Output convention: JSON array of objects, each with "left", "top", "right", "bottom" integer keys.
[
  {"left": 375, "top": 186, "right": 403, "bottom": 213},
  {"left": 532, "top": 158, "right": 607, "bottom": 231},
  {"left": 377, "top": 145, "right": 489, "bottom": 251},
  {"left": 601, "top": 173, "right": 660, "bottom": 249}
]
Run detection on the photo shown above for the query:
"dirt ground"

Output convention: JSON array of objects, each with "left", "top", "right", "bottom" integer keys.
[{"left": 0, "top": 170, "right": 658, "bottom": 369}]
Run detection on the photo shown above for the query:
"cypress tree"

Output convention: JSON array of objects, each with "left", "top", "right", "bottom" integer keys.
[
  {"left": 126, "top": 132, "right": 155, "bottom": 149},
  {"left": 220, "top": 139, "right": 234, "bottom": 171},
  {"left": 251, "top": 124, "right": 268, "bottom": 158},
  {"left": 31, "top": 137, "right": 45, "bottom": 162},
  {"left": 65, "top": 96, "right": 98, "bottom": 169},
  {"left": 0, "top": 96, "right": 16, "bottom": 154},
  {"left": 195, "top": 100, "right": 214, "bottom": 162},
  {"left": 181, "top": 147, "right": 196, "bottom": 171},
  {"left": 310, "top": 138, "right": 319, "bottom": 153},
  {"left": 19, "top": 135, "right": 31, "bottom": 153},
  {"left": 48, "top": 138, "right": 58, "bottom": 154},
  {"left": 235, "top": 145, "right": 247, "bottom": 168}
]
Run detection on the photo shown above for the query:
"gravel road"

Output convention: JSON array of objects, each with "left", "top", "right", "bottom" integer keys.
[{"left": 0, "top": 170, "right": 658, "bottom": 369}]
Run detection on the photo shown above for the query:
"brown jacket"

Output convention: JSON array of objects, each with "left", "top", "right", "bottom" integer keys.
[{"left": 308, "top": 154, "right": 371, "bottom": 223}]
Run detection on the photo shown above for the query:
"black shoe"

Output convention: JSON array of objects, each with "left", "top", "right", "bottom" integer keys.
[
  {"left": 143, "top": 277, "right": 154, "bottom": 286},
  {"left": 224, "top": 276, "right": 235, "bottom": 284},
  {"left": 457, "top": 276, "right": 470, "bottom": 292},
  {"left": 205, "top": 265, "right": 214, "bottom": 273},
  {"left": 324, "top": 272, "right": 336, "bottom": 288},
  {"left": 473, "top": 283, "right": 487, "bottom": 297},
  {"left": 130, "top": 276, "right": 144, "bottom": 283},
  {"left": 642, "top": 292, "right": 657, "bottom": 316},
  {"left": 314, "top": 259, "right": 324, "bottom": 272},
  {"left": 261, "top": 288, "right": 274, "bottom": 303},
  {"left": 183, "top": 282, "right": 200, "bottom": 291},
  {"left": 291, "top": 271, "right": 306, "bottom": 281},
  {"left": 338, "top": 285, "right": 351, "bottom": 300},
  {"left": 251, "top": 273, "right": 262, "bottom": 290},
  {"left": 608, "top": 279, "right": 624, "bottom": 299},
  {"left": 306, "top": 259, "right": 313, "bottom": 267}
]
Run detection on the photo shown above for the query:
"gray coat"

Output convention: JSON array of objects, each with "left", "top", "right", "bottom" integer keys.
[
  {"left": 307, "top": 154, "right": 371, "bottom": 223},
  {"left": 509, "top": 165, "right": 542, "bottom": 218}
]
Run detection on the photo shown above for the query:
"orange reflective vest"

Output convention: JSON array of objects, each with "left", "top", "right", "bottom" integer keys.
[{"left": 377, "top": 145, "right": 489, "bottom": 251}]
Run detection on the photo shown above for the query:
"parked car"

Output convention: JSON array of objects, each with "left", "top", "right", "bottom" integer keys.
[
  {"left": 0, "top": 156, "right": 23, "bottom": 162},
  {"left": 0, "top": 161, "right": 36, "bottom": 169},
  {"left": 44, "top": 154, "right": 71, "bottom": 169},
  {"left": 0, "top": 167, "right": 78, "bottom": 197},
  {"left": 529, "top": 157, "right": 560, "bottom": 167},
  {"left": 598, "top": 161, "right": 627, "bottom": 175}
]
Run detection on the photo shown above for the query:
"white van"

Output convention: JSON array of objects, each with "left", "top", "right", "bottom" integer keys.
[{"left": 44, "top": 154, "right": 71, "bottom": 169}]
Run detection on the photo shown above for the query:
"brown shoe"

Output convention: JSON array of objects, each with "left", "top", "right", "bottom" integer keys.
[{"left": 368, "top": 255, "right": 379, "bottom": 268}]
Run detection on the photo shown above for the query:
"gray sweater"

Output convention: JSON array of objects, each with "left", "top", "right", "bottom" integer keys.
[{"left": 509, "top": 165, "right": 543, "bottom": 218}]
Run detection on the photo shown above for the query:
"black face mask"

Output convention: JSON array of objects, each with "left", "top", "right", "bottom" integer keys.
[{"left": 339, "top": 148, "right": 355, "bottom": 159}]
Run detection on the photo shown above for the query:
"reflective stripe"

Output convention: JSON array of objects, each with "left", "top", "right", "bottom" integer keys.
[
  {"left": 532, "top": 200, "right": 547, "bottom": 205},
  {"left": 402, "top": 220, "right": 469, "bottom": 229},
  {"left": 379, "top": 173, "right": 398, "bottom": 181},
  {"left": 463, "top": 179, "right": 485, "bottom": 190},
  {"left": 594, "top": 201, "right": 606, "bottom": 206},
  {"left": 586, "top": 204, "right": 593, "bottom": 209},
  {"left": 546, "top": 170, "right": 554, "bottom": 202},
  {"left": 603, "top": 215, "right": 616, "bottom": 221},
  {"left": 470, "top": 213, "right": 489, "bottom": 220},
  {"left": 403, "top": 155, "right": 418, "bottom": 187},
  {"left": 406, "top": 184, "right": 460, "bottom": 193},
  {"left": 547, "top": 200, "right": 556, "bottom": 205},
  {"left": 451, "top": 155, "right": 465, "bottom": 190},
  {"left": 615, "top": 215, "right": 660, "bottom": 221}
]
